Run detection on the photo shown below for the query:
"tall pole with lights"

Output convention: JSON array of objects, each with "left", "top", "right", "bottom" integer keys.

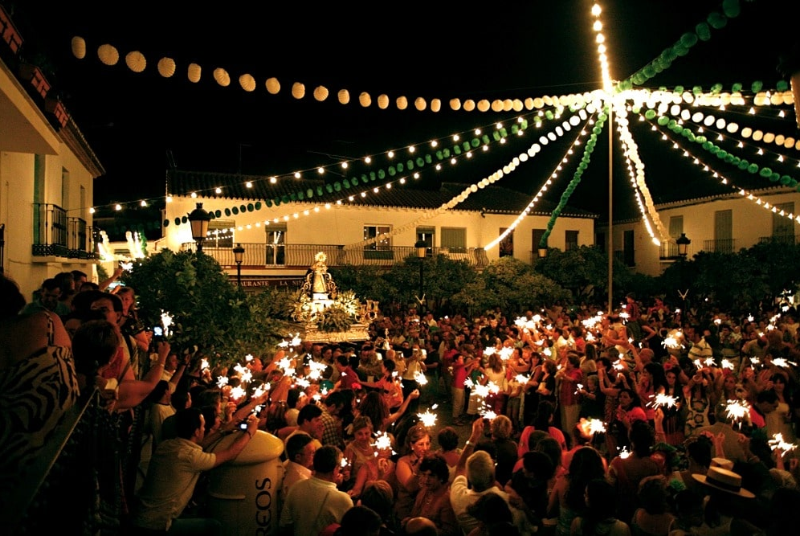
[{"left": 414, "top": 240, "right": 427, "bottom": 309}]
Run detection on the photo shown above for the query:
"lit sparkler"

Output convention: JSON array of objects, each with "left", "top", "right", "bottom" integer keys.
[
  {"left": 721, "top": 359, "right": 734, "bottom": 370},
  {"left": 481, "top": 409, "right": 498, "bottom": 421},
  {"left": 290, "top": 333, "right": 303, "bottom": 347},
  {"left": 499, "top": 347, "right": 514, "bottom": 361},
  {"left": 651, "top": 393, "right": 678, "bottom": 409},
  {"left": 577, "top": 418, "right": 607, "bottom": 436},
  {"left": 483, "top": 347, "right": 497, "bottom": 357},
  {"left": 414, "top": 371, "right": 428, "bottom": 385},
  {"left": 515, "top": 374, "right": 530, "bottom": 384},
  {"left": 240, "top": 369, "right": 253, "bottom": 384},
  {"left": 373, "top": 431, "right": 393, "bottom": 452},
  {"left": 417, "top": 408, "right": 437, "bottom": 427},
  {"left": 160, "top": 311, "right": 173, "bottom": 336},
  {"left": 216, "top": 376, "right": 229, "bottom": 388},
  {"left": 229, "top": 385, "right": 246, "bottom": 401},
  {"left": 294, "top": 377, "right": 310, "bottom": 388},
  {"left": 252, "top": 383, "right": 269, "bottom": 398},
  {"left": 724, "top": 399, "right": 750, "bottom": 427},
  {"left": 768, "top": 433, "right": 797, "bottom": 455},
  {"left": 704, "top": 358, "right": 716, "bottom": 368},
  {"left": 772, "top": 358, "right": 798, "bottom": 368},
  {"left": 245, "top": 354, "right": 254, "bottom": 362},
  {"left": 464, "top": 378, "right": 475, "bottom": 388},
  {"left": 618, "top": 446, "right": 631, "bottom": 459},
  {"left": 200, "top": 358, "right": 209, "bottom": 371}
]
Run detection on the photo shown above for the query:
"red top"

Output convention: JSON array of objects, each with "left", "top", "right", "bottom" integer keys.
[{"left": 558, "top": 367, "right": 583, "bottom": 406}]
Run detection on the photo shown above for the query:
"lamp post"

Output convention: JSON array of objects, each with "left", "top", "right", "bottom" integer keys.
[
  {"left": 188, "top": 203, "right": 211, "bottom": 253},
  {"left": 414, "top": 239, "right": 427, "bottom": 308},
  {"left": 233, "top": 243, "right": 245, "bottom": 287},
  {"left": 676, "top": 233, "right": 691, "bottom": 259}
]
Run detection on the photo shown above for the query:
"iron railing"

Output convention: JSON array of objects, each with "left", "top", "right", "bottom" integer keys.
[
  {"left": 703, "top": 238, "right": 736, "bottom": 253},
  {"left": 32, "top": 204, "right": 96, "bottom": 258},
  {"left": 181, "top": 242, "right": 489, "bottom": 268},
  {"left": 759, "top": 234, "right": 798, "bottom": 245}
]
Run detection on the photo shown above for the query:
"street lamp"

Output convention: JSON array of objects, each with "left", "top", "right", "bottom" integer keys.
[
  {"left": 414, "top": 239, "right": 427, "bottom": 308},
  {"left": 188, "top": 203, "right": 211, "bottom": 253},
  {"left": 233, "top": 243, "right": 245, "bottom": 287},
  {"left": 538, "top": 245, "right": 548, "bottom": 259},
  {"left": 676, "top": 233, "right": 691, "bottom": 258}
]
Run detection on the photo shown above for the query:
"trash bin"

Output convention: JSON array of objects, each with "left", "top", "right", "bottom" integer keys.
[{"left": 206, "top": 431, "right": 285, "bottom": 536}]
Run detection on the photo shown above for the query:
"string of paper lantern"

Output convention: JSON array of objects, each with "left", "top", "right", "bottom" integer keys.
[
  {"left": 622, "top": 150, "right": 659, "bottom": 244},
  {"left": 615, "top": 0, "right": 742, "bottom": 92},
  {"left": 640, "top": 118, "right": 800, "bottom": 225},
  {"left": 484, "top": 115, "right": 595, "bottom": 251},
  {"left": 644, "top": 114, "right": 800, "bottom": 190},
  {"left": 642, "top": 101, "right": 799, "bottom": 153},
  {"left": 343, "top": 109, "right": 592, "bottom": 251},
  {"left": 614, "top": 106, "right": 668, "bottom": 242},
  {"left": 539, "top": 108, "right": 609, "bottom": 248}
]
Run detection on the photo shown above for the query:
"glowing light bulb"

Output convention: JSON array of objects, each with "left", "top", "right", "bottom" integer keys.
[
  {"left": 245, "top": 181, "right": 252, "bottom": 188},
  {"left": 115, "top": 204, "right": 122, "bottom": 211},
  {"left": 318, "top": 167, "right": 325, "bottom": 174},
  {"left": 294, "top": 172, "right": 301, "bottom": 179},
  {"left": 365, "top": 156, "right": 372, "bottom": 164},
  {"left": 190, "top": 192, "right": 197, "bottom": 198},
  {"left": 215, "top": 187, "right": 222, "bottom": 194},
  {"left": 592, "top": 4, "right": 601, "bottom": 16},
  {"left": 388, "top": 151, "right": 394, "bottom": 158},
  {"left": 270, "top": 177, "right": 277, "bottom": 183}
]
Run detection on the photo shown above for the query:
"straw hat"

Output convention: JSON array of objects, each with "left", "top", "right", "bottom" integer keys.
[
  {"left": 710, "top": 457, "right": 734, "bottom": 471},
  {"left": 692, "top": 466, "right": 754, "bottom": 498}
]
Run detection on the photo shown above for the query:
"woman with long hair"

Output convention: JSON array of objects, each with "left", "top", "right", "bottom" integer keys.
[
  {"left": 683, "top": 367, "right": 713, "bottom": 438},
  {"left": 570, "top": 479, "right": 630, "bottom": 536},
  {"left": 637, "top": 363, "right": 667, "bottom": 424},
  {"left": 483, "top": 352, "right": 507, "bottom": 415},
  {"left": 548, "top": 447, "right": 607, "bottom": 536},
  {"left": 394, "top": 424, "right": 432, "bottom": 520},
  {"left": 356, "top": 387, "right": 418, "bottom": 434},
  {"left": 660, "top": 367, "right": 685, "bottom": 446},
  {"left": 519, "top": 400, "right": 568, "bottom": 457}
]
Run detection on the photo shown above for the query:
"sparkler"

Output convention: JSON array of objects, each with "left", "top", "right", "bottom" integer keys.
[
  {"left": 747, "top": 314, "right": 754, "bottom": 322},
  {"left": 464, "top": 378, "right": 475, "bottom": 388},
  {"left": 245, "top": 354, "right": 254, "bottom": 362},
  {"left": 772, "top": 358, "right": 798, "bottom": 368},
  {"left": 229, "top": 385, "right": 246, "bottom": 401},
  {"left": 618, "top": 446, "right": 631, "bottom": 459},
  {"left": 515, "top": 374, "right": 530, "bottom": 384},
  {"left": 768, "top": 433, "right": 797, "bottom": 455},
  {"left": 724, "top": 399, "right": 750, "bottom": 427},
  {"left": 290, "top": 333, "right": 303, "bottom": 347},
  {"left": 704, "top": 358, "right": 716, "bottom": 368},
  {"left": 119, "top": 262, "right": 133, "bottom": 271},
  {"left": 200, "top": 358, "right": 209, "bottom": 371},
  {"left": 240, "top": 369, "right": 253, "bottom": 384},
  {"left": 417, "top": 408, "right": 437, "bottom": 427},
  {"left": 373, "top": 431, "right": 393, "bottom": 452},
  {"left": 499, "top": 347, "right": 514, "bottom": 361},
  {"left": 721, "top": 359, "right": 734, "bottom": 370},
  {"left": 252, "top": 384, "right": 269, "bottom": 398},
  {"left": 216, "top": 376, "right": 229, "bottom": 388},
  {"left": 651, "top": 393, "right": 678, "bottom": 409},
  {"left": 577, "top": 418, "right": 607, "bottom": 437},
  {"left": 414, "top": 371, "right": 428, "bottom": 385},
  {"left": 294, "top": 377, "right": 310, "bottom": 388},
  {"left": 160, "top": 311, "right": 173, "bottom": 336},
  {"left": 483, "top": 347, "right": 497, "bottom": 357},
  {"left": 575, "top": 383, "right": 584, "bottom": 395},
  {"left": 481, "top": 409, "right": 498, "bottom": 421},
  {"left": 277, "top": 357, "right": 293, "bottom": 372},
  {"left": 693, "top": 359, "right": 704, "bottom": 370}
]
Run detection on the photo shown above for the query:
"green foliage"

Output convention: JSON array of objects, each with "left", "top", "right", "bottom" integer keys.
[
  {"left": 317, "top": 304, "right": 355, "bottom": 332},
  {"left": 479, "top": 257, "right": 570, "bottom": 315},
  {"left": 535, "top": 245, "right": 632, "bottom": 302},
  {"left": 122, "top": 250, "right": 288, "bottom": 364},
  {"left": 329, "top": 265, "right": 395, "bottom": 305}
]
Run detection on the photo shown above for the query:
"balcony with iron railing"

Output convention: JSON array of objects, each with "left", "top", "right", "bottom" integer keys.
[
  {"left": 759, "top": 234, "right": 798, "bottom": 245},
  {"left": 703, "top": 238, "right": 736, "bottom": 253},
  {"left": 32, "top": 203, "right": 97, "bottom": 259},
  {"left": 180, "top": 242, "right": 489, "bottom": 268}
]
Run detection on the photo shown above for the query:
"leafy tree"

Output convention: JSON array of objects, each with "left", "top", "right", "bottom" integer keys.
[
  {"left": 122, "top": 250, "right": 288, "bottom": 364},
  {"left": 329, "top": 265, "right": 396, "bottom": 306},
  {"left": 479, "top": 257, "right": 570, "bottom": 315},
  {"left": 535, "top": 245, "right": 632, "bottom": 303}
]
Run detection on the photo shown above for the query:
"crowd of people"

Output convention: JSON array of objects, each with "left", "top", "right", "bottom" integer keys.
[{"left": 3, "top": 269, "right": 800, "bottom": 535}]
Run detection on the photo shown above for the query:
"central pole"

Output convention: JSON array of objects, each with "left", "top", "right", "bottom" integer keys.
[
  {"left": 419, "top": 260, "right": 424, "bottom": 307},
  {"left": 607, "top": 104, "right": 614, "bottom": 314}
]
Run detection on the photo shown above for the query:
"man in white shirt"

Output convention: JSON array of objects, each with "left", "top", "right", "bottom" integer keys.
[
  {"left": 131, "top": 408, "right": 258, "bottom": 533},
  {"left": 280, "top": 433, "right": 316, "bottom": 502},
  {"left": 450, "top": 419, "right": 534, "bottom": 535},
  {"left": 280, "top": 445, "right": 353, "bottom": 536}
]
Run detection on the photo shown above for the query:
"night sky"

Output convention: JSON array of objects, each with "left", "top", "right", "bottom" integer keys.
[{"left": 7, "top": 0, "right": 798, "bottom": 220}]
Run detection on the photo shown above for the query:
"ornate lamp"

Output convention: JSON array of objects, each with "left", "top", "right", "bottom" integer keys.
[
  {"left": 188, "top": 203, "right": 211, "bottom": 253},
  {"left": 676, "top": 233, "right": 691, "bottom": 258},
  {"left": 233, "top": 243, "right": 245, "bottom": 287}
]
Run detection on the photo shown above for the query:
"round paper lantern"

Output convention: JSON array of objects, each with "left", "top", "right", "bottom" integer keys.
[
  {"left": 726, "top": 122, "right": 739, "bottom": 133},
  {"left": 266, "top": 77, "right": 281, "bottom": 94},
  {"left": 784, "top": 137, "right": 795, "bottom": 149},
  {"left": 776, "top": 134, "right": 785, "bottom": 145},
  {"left": 396, "top": 96, "right": 408, "bottom": 110},
  {"left": 533, "top": 97, "right": 544, "bottom": 108},
  {"left": 98, "top": 44, "right": 119, "bottom": 65},
  {"left": 753, "top": 92, "right": 768, "bottom": 106},
  {"left": 491, "top": 99, "right": 503, "bottom": 112},
  {"left": 239, "top": 74, "right": 256, "bottom": 92},
  {"left": 464, "top": 99, "right": 475, "bottom": 112},
  {"left": 313, "top": 86, "right": 329, "bottom": 101},
  {"left": 213, "top": 68, "right": 230, "bottom": 86},
  {"left": 513, "top": 99, "right": 523, "bottom": 112},
  {"left": 752, "top": 130, "right": 763, "bottom": 141},
  {"left": 359, "top": 92, "right": 371, "bottom": 107},
  {"left": 157, "top": 57, "right": 176, "bottom": 77},
  {"left": 377, "top": 94, "right": 389, "bottom": 109},
  {"left": 291, "top": 82, "right": 305, "bottom": 99},
  {"left": 503, "top": 99, "right": 513, "bottom": 111},
  {"left": 741, "top": 127, "right": 752, "bottom": 138},
  {"left": 525, "top": 98, "right": 534, "bottom": 110},
  {"left": 71, "top": 36, "right": 86, "bottom": 59},
  {"left": 187, "top": 63, "right": 202, "bottom": 83},
  {"left": 450, "top": 98, "right": 461, "bottom": 111},
  {"left": 338, "top": 89, "right": 350, "bottom": 104},
  {"left": 415, "top": 97, "right": 427, "bottom": 111},
  {"left": 764, "top": 132, "right": 775, "bottom": 144},
  {"left": 126, "top": 51, "right": 146, "bottom": 72},
  {"left": 770, "top": 93, "right": 783, "bottom": 105},
  {"left": 431, "top": 98, "right": 441, "bottom": 112}
]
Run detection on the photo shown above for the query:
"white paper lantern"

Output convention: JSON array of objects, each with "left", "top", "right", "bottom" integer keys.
[
  {"left": 741, "top": 127, "right": 752, "bottom": 138},
  {"left": 292, "top": 82, "right": 305, "bottom": 99},
  {"left": 491, "top": 100, "right": 504, "bottom": 112},
  {"left": 214, "top": 68, "right": 230, "bottom": 87},
  {"left": 533, "top": 97, "right": 544, "bottom": 109},
  {"left": 187, "top": 63, "right": 202, "bottom": 83},
  {"left": 414, "top": 97, "right": 427, "bottom": 111},
  {"left": 309, "top": 86, "right": 327, "bottom": 101},
  {"left": 770, "top": 93, "right": 783, "bottom": 105},
  {"left": 784, "top": 137, "right": 796, "bottom": 148},
  {"left": 715, "top": 118, "right": 726, "bottom": 130},
  {"left": 431, "top": 98, "right": 441, "bottom": 112},
  {"left": 71, "top": 36, "right": 86, "bottom": 59},
  {"left": 157, "top": 57, "right": 176, "bottom": 77},
  {"left": 266, "top": 77, "right": 281, "bottom": 94},
  {"left": 359, "top": 92, "right": 372, "bottom": 107},
  {"left": 503, "top": 99, "right": 513, "bottom": 111},
  {"left": 98, "top": 44, "right": 119, "bottom": 65},
  {"left": 752, "top": 130, "right": 763, "bottom": 141},
  {"left": 396, "top": 96, "right": 408, "bottom": 110},
  {"left": 513, "top": 99, "right": 523, "bottom": 112},
  {"left": 726, "top": 122, "right": 739, "bottom": 133},
  {"left": 753, "top": 92, "right": 768, "bottom": 106},
  {"left": 338, "top": 89, "right": 350, "bottom": 104},
  {"left": 680, "top": 110, "right": 691, "bottom": 121},
  {"left": 450, "top": 98, "right": 461, "bottom": 111},
  {"left": 463, "top": 100, "right": 475, "bottom": 112},
  {"left": 525, "top": 98, "right": 534, "bottom": 110},
  {"left": 239, "top": 74, "right": 256, "bottom": 92},
  {"left": 377, "top": 94, "right": 389, "bottom": 109}
]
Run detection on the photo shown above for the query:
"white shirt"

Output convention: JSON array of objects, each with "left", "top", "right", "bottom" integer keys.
[
  {"left": 133, "top": 438, "right": 216, "bottom": 530},
  {"left": 450, "top": 475, "right": 532, "bottom": 535},
  {"left": 280, "top": 460, "right": 312, "bottom": 502},
  {"left": 280, "top": 476, "right": 353, "bottom": 536}
]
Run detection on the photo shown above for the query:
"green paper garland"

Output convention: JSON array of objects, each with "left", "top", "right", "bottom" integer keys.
[
  {"left": 232, "top": 207, "right": 239, "bottom": 215},
  {"left": 721, "top": 0, "right": 740, "bottom": 18},
  {"left": 247, "top": 203, "right": 254, "bottom": 212},
  {"left": 707, "top": 12, "right": 727, "bottom": 29}
]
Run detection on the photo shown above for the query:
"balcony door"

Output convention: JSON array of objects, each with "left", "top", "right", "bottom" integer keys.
[{"left": 266, "top": 224, "right": 286, "bottom": 265}]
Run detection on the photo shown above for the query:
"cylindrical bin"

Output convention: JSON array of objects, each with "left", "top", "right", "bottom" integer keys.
[{"left": 206, "top": 431, "right": 285, "bottom": 536}]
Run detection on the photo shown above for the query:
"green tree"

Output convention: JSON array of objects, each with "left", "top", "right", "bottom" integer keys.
[
  {"left": 480, "top": 257, "right": 570, "bottom": 315},
  {"left": 535, "top": 246, "right": 631, "bottom": 303},
  {"left": 122, "top": 250, "right": 288, "bottom": 364}
]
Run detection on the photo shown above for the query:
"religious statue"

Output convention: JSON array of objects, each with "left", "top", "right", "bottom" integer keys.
[{"left": 301, "top": 252, "right": 337, "bottom": 300}]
